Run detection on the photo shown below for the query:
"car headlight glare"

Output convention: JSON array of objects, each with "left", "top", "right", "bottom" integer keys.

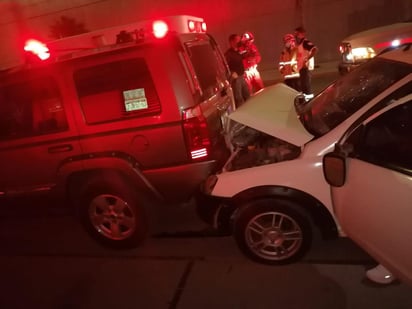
[{"left": 351, "top": 47, "right": 376, "bottom": 60}]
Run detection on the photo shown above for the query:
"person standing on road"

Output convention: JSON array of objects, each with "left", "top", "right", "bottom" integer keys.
[
  {"left": 225, "top": 34, "right": 251, "bottom": 108},
  {"left": 294, "top": 26, "right": 318, "bottom": 98},
  {"left": 279, "top": 33, "right": 300, "bottom": 91},
  {"left": 240, "top": 31, "right": 264, "bottom": 94}
]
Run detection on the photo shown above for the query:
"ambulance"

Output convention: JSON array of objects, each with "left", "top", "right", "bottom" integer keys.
[{"left": 338, "top": 21, "right": 412, "bottom": 74}]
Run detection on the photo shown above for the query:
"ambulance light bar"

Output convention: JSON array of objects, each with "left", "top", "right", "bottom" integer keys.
[
  {"left": 22, "top": 15, "right": 207, "bottom": 63},
  {"left": 24, "top": 39, "right": 50, "bottom": 61}
]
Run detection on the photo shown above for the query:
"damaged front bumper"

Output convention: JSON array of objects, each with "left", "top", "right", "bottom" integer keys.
[{"left": 194, "top": 188, "right": 234, "bottom": 235}]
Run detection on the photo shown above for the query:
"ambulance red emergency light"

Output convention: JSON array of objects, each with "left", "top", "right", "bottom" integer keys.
[
  {"left": 338, "top": 21, "right": 412, "bottom": 74},
  {"left": 22, "top": 15, "right": 207, "bottom": 63}
]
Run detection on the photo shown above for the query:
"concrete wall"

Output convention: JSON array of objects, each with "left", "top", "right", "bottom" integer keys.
[{"left": 1, "top": 0, "right": 411, "bottom": 70}]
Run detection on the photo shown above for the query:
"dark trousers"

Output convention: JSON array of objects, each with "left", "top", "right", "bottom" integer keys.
[
  {"left": 299, "top": 67, "right": 312, "bottom": 95},
  {"left": 284, "top": 78, "right": 300, "bottom": 92},
  {"left": 232, "top": 76, "right": 250, "bottom": 108}
]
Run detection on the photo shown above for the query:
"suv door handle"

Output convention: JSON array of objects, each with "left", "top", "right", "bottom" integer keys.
[{"left": 48, "top": 144, "right": 73, "bottom": 153}]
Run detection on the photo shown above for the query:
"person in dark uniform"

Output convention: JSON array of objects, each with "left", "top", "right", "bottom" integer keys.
[
  {"left": 225, "top": 34, "right": 250, "bottom": 107},
  {"left": 294, "top": 26, "right": 318, "bottom": 98}
]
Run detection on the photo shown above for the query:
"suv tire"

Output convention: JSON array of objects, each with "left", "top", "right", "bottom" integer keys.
[
  {"left": 78, "top": 180, "right": 148, "bottom": 249},
  {"left": 233, "top": 198, "right": 312, "bottom": 265}
]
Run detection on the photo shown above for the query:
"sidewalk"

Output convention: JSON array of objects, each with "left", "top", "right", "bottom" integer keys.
[{"left": 1, "top": 235, "right": 411, "bottom": 309}]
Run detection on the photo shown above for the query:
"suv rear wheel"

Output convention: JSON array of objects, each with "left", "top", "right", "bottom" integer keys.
[
  {"left": 78, "top": 180, "right": 148, "bottom": 249},
  {"left": 233, "top": 198, "right": 312, "bottom": 264}
]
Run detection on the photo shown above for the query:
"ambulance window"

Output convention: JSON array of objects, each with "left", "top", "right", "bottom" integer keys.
[
  {"left": 74, "top": 58, "right": 161, "bottom": 125},
  {"left": 186, "top": 42, "right": 227, "bottom": 98},
  {"left": 0, "top": 76, "right": 67, "bottom": 140}
]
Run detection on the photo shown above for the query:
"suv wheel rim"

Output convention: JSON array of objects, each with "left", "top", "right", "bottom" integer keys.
[
  {"left": 89, "top": 194, "right": 136, "bottom": 240},
  {"left": 245, "top": 211, "right": 303, "bottom": 261}
]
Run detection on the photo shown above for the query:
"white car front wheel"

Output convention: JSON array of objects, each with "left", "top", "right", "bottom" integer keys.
[{"left": 233, "top": 199, "right": 312, "bottom": 264}]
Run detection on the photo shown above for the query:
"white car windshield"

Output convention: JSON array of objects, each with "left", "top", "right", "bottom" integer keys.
[{"left": 301, "top": 57, "right": 411, "bottom": 136}]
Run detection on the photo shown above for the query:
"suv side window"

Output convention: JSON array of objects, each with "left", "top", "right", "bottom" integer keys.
[
  {"left": 353, "top": 101, "right": 412, "bottom": 172},
  {"left": 186, "top": 41, "right": 228, "bottom": 99},
  {"left": 74, "top": 58, "right": 161, "bottom": 125},
  {"left": 0, "top": 76, "right": 67, "bottom": 140}
]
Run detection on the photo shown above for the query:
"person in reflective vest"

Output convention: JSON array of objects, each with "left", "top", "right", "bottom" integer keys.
[
  {"left": 240, "top": 31, "right": 264, "bottom": 94},
  {"left": 279, "top": 33, "right": 300, "bottom": 91},
  {"left": 294, "top": 26, "right": 318, "bottom": 98}
]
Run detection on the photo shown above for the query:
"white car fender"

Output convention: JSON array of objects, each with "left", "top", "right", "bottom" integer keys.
[{"left": 212, "top": 155, "right": 334, "bottom": 214}]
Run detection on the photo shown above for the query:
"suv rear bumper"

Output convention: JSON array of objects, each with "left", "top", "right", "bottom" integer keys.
[{"left": 144, "top": 159, "right": 226, "bottom": 202}]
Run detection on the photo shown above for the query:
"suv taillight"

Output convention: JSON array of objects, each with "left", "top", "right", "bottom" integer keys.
[{"left": 182, "top": 105, "right": 211, "bottom": 160}]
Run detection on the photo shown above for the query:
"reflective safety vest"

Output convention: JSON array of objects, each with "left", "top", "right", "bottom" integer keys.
[
  {"left": 279, "top": 48, "right": 299, "bottom": 79},
  {"left": 297, "top": 42, "right": 315, "bottom": 71}
]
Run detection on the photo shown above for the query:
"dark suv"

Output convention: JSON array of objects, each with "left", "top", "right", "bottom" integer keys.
[{"left": 0, "top": 16, "right": 233, "bottom": 248}]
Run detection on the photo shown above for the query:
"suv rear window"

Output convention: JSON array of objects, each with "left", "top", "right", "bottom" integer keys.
[
  {"left": 0, "top": 76, "right": 67, "bottom": 140},
  {"left": 74, "top": 58, "right": 161, "bottom": 125}
]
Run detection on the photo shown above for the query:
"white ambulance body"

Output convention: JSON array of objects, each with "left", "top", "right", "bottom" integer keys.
[{"left": 338, "top": 21, "right": 412, "bottom": 74}]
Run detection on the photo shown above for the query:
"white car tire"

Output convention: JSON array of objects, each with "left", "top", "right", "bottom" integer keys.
[{"left": 233, "top": 198, "right": 312, "bottom": 265}]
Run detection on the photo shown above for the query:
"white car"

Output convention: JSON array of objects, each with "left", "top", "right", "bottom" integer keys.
[{"left": 196, "top": 44, "right": 412, "bottom": 284}]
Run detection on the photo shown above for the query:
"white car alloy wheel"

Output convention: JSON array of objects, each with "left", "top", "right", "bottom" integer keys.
[
  {"left": 234, "top": 199, "right": 312, "bottom": 264},
  {"left": 245, "top": 211, "right": 303, "bottom": 261}
]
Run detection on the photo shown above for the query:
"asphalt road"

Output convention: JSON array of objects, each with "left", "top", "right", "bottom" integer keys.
[{"left": 0, "top": 201, "right": 411, "bottom": 309}]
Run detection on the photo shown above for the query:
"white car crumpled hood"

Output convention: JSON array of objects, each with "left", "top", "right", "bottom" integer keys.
[{"left": 228, "top": 83, "right": 314, "bottom": 147}]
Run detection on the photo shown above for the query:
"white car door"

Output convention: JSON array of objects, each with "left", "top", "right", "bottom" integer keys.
[{"left": 330, "top": 98, "right": 412, "bottom": 285}]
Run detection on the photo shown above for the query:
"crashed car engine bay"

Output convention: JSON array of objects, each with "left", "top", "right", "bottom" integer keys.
[{"left": 223, "top": 122, "right": 301, "bottom": 172}]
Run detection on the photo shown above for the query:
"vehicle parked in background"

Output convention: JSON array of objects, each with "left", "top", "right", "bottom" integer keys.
[
  {"left": 0, "top": 15, "right": 234, "bottom": 249},
  {"left": 338, "top": 21, "right": 412, "bottom": 74},
  {"left": 196, "top": 44, "right": 412, "bottom": 268}
]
